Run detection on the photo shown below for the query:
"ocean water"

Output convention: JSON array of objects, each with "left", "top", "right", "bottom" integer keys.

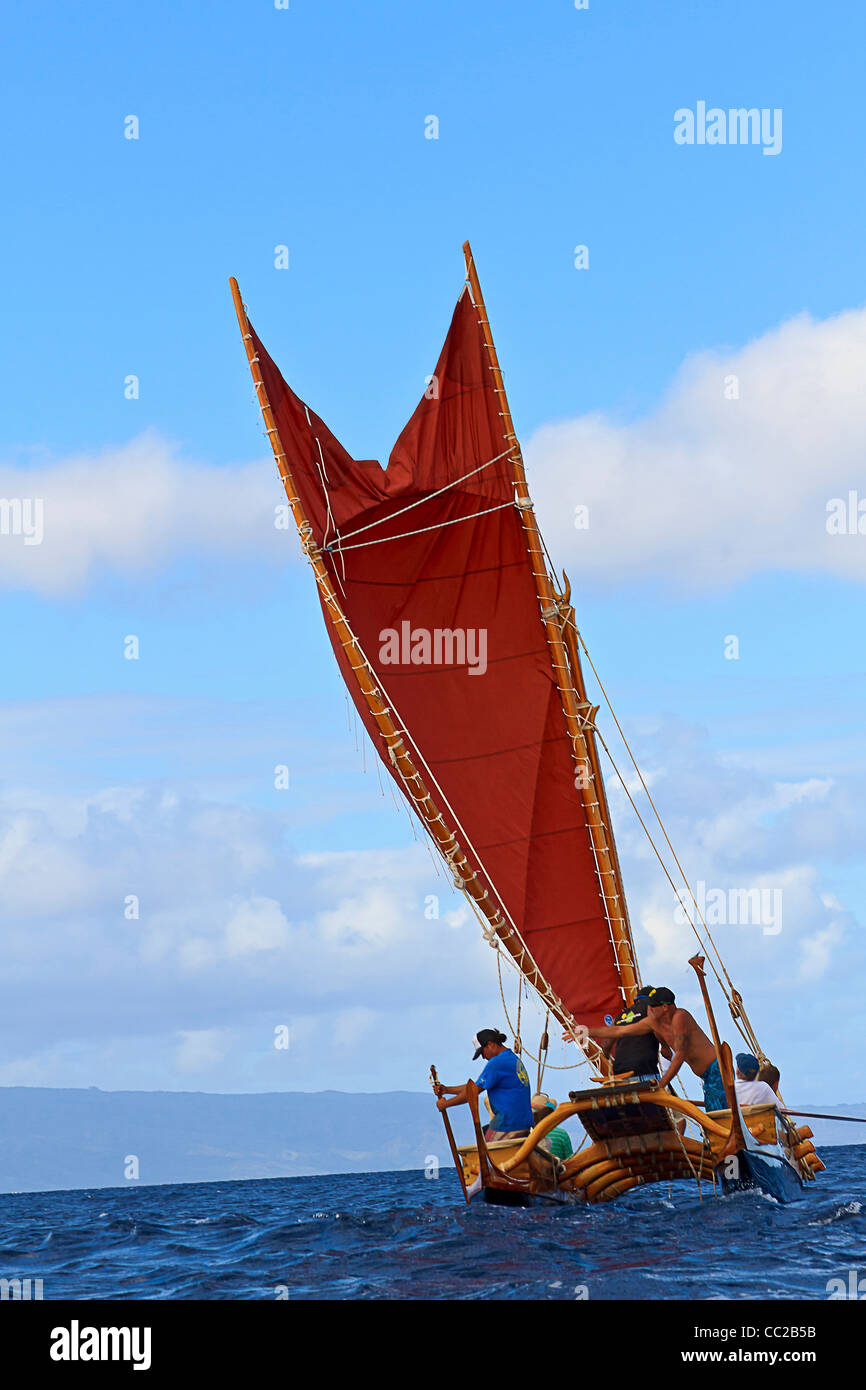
[{"left": 1, "top": 1145, "right": 864, "bottom": 1301}]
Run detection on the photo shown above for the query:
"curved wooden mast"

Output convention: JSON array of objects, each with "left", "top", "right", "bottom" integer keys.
[
  {"left": 228, "top": 272, "right": 610, "bottom": 1058},
  {"left": 461, "top": 242, "right": 639, "bottom": 1006}
]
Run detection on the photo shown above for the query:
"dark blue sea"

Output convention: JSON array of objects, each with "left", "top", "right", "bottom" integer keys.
[{"left": 1, "top": 1146, "right": 864, "bottom": 1301}]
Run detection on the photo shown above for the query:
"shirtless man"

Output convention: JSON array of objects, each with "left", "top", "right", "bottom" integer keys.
[{"left": 586, "top": 986, "right": 729, "bottom": 1112}]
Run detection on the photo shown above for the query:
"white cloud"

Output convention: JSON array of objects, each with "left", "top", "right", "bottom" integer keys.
[
  {"left": 224, "top": 896, "right": 290, "bottom": 957},
  {"left": 527, "top": 305, "right": 866, "bottom": 587},
  {"left": 798, "top": 922, "right": 845, "bottom": 983},
  {"left": 0, "top": 761, "right": 489, "bottom": 1012},
  {"left": 175, "top": 1029, "right": 229, "bottom": 1074},
  {"left": 0, "top": 433, "right": 284, "bottom": 595},
  {"left": 5, "top": 305, "right": 866, "bottom": 600},
  {"left": 316, "top": 882, "right": 406, "bottom": 952},
  {"left": 607, "top": 737, "right": 860, "bottom": 1033},
  {"left": 636, "top": 893, "right": 697, "bottom": 977},
  {"left": 692, "top": 778, "right": 833, "bottom": 861},
  {"left": 0, "top": 689, "right": 862, "bottom": 1099}
]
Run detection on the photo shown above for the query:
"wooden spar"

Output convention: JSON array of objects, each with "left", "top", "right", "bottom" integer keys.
[
  {"left": 228, "top": 273, "right": 587, "bottom": 1041},
  {"left": 688, "top": 954, "right": 726, "bottom": 1074},
  {"left": 430, "top": 1065, "right": 469, "bottom": 1202},
  {"left": 688, "top": 953, "right": 745, "bottom": 1153},
  {"left": 461, "top": 242, "right": 638, "bottom": 1009},
  {"left": 558, "top": 575, "right": 638, "bottom": 1002},
  {"left": 690, "top": 956, "right": 816, "bottom": 1182}
]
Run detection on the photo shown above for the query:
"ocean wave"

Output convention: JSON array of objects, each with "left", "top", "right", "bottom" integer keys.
[{"left": 0, "top": 1148, "right": 862, "bottom": 1300}]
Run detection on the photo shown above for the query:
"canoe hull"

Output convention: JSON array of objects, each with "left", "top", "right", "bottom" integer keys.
[
  {"left": 482, "top": 1185, "right": 577, "bottom": 1207},
  {"left": 452, "top": 1080, "right": 817, "bottom": 1207},
  {"left": 719, "top": 1147, "right": 807, "bottom": 1203}
]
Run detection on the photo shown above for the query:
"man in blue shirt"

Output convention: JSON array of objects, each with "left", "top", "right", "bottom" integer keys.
[{"left": 435, "top": 1028, "right": 533, "bottom": 1139}]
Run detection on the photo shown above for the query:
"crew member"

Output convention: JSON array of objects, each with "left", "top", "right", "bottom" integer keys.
[
  {"left": 735, "top": 1053, "right": 780, "bottom": 1109},
  {"left": 531, "top": 1093, "right": 574, "bottom": 1160},
  {"left": 606, "top": 984, "right": 665, "bottom": 1081},
  {"left": 434, "top": 1028, "right": 533, "bottom": 1140},
  {"left": 757, "top": 1061, "right": 781, "bottom": 1094},
  {"left": 587, "top": 985, "right": 728, "bottom": 1112}
]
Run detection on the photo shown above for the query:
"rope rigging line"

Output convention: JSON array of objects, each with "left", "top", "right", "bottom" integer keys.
[
  {"left": 324, "top": 501, "right": 515, "bottom": 554},
  {"left": 495, "top": 948, "right": 589, "bottom": 1072},
  {"left": 514, "top": 975, "right": 523, "bottom": 1055},
  {"left": 530, "top": 566, "right": 764, "bottom": 1076},
  {"left": 459, "top": 842, "right": 607, "bottom": 1073},
  {"left": 531, "top": 536, "right": 763, "bottom": 1056},
  {"left": 592, "top": 728, "right": 761, "bottom": 1050},
  {"left": 669, "top": 1102, "right": 705, "bottom": 1199},
  {"left": 373, "top": 745, "right": 385, "bottom": 797},
  {"left": 567, "top": 614, "right": 746, "bottom": 1012},
  {"left": 324, "top": 445, "right": 518, "bottom": 551},
  {"left": 537, "top": 1007, "right": 550, "bottom": 1092},
  {"left": 590, "top": 722, "right": 757, "bottom": 1055},
  {"left": 300, "top": 403, "right": 348, "bottom": 588}
]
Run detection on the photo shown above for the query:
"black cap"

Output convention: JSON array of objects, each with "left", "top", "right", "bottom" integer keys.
[
  {"left": 647, "top": 986, "right": 675, "bottom": 1006},
  {"left": 635, "top": 984, "right": 654, "bottom": 998},
  {"left": 472, "top": 1029, "right": 506, "bottom": 1060}
]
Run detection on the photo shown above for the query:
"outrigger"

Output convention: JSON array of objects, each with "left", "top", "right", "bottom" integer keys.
[{"left": 230, "top": 244, "right": 825, "bottom": 1209}]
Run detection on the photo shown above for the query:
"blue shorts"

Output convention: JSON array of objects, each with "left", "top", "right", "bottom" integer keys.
[{"left": 701, "top": 1057, "right": 727, "bottom": 1112}]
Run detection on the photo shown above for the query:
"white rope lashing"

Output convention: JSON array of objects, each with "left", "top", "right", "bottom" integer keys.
[{"left": 326, "top": 445, "right": 518, "bottom": 551}]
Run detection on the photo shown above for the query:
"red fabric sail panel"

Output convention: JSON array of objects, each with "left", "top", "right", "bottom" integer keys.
[{"left": 251, "top": 290, "right": 624, "bottom": 1027}]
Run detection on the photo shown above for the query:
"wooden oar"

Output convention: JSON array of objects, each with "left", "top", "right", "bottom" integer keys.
[
  {"left": 782, "top": 1110, "right": 866, "bottom": 1125},
  {"left": 687, "top": 1102, "right": 866, "bottom": 1124},
  {"left": 430, "top": 1065, "right": 470, "bottom": 1203}
]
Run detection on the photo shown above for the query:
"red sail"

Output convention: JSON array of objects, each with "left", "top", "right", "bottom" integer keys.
[{"left": 252, "top": 290, "right": 624, "bottom": 1027}]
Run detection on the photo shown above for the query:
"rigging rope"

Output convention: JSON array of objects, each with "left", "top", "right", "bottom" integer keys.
[
  {"left": 568, "top": 615, "right": 750, "bottom": 1017},
  {"left": 327, "top": 445, "right": 517, "bottom": 550},
  {"left": 514, "top": 975, "right": 523, "bottom": 1055},
  {"left": 560, "top": 610, "right": 765, "bottom": 1058},
  {"left": 592, "top": 723, "right": 757, "bottom": 1053},
  {"left": 303, "top": 405, "right": 346, "bottom": 588},
  {"left": 537, "top": 1007, "right": 550, "bottom": 1092},
  {"left": 495, "top": 948, "right": 589, "bottom": 1072},
  {"left": 326, "top": 501, "right": 515, "bottom": 553}
]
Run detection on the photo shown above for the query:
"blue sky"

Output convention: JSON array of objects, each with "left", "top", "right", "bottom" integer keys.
[{"left": 1, "top": 1, "right": 865, "bottom": 1108}]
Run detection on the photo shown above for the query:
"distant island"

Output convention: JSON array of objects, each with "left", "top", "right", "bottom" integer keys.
[{"left": 0, "top": 1087, "right": 861, "bottom": 1194}]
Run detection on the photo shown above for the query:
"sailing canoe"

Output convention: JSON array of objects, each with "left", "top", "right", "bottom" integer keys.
[{"left": 230, "top": 247, "right": 823, "bottom": 1206}]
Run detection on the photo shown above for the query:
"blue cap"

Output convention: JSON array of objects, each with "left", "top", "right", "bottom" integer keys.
[{"left": 736, "top": 1053, "right": 760, "bottom": 1078}]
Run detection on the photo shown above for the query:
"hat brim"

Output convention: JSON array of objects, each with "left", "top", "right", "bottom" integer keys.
[{"left": 472, "top": 1046, "right": 483, "bottom": 1060}]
